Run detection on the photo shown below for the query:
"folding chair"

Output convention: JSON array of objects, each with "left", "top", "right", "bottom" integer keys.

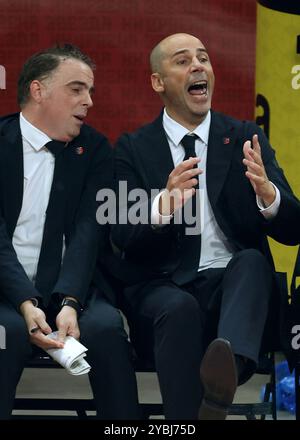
[
  {"left": 14, "top": 350, "right": 276, "bottom": 420},
  {"left": 14, "top": 268, "right": 284, "bottom": 420}
]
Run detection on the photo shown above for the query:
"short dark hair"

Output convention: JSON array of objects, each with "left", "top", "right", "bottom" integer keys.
[{"left": 17, "top": 43, "right": 95, "bottom": 107}]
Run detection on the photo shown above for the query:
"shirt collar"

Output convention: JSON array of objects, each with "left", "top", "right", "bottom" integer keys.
[
  {"left": 163, "top": 108, "right": 211, "bottom": 147},
  {"left": 20, "top": 112, "right": 52, "bottom": 152}
]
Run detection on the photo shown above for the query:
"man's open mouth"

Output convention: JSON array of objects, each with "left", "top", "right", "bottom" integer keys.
[
  {"left": 188, "top": 81, "right": 208, "bottom": 96},
  {"left": 74, "top": 115, "right": 85, "bottom": 122}
]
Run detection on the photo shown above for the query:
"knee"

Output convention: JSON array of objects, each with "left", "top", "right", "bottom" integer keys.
[
  {"left": 154, "top": 293, "right": 200, "bottom": 329},
  {"left": 0, "top": 313, "right": 29, "bottom": 354},
  {"left": 0, "top": 310, "right": 25, "bottom": 335},
  {"left": 81, "top": 308, "right": 127, "bottom": 346},
  {"left": 234, "top": 249, "right": 271, "bottom": 272},
  {"left": 237, "top": 248, "right": 265, "bottom": 261},
  {"left": 228, "top": 249, "right": 273, "bottom": 299}
]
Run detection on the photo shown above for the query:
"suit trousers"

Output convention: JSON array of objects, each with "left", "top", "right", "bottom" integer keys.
[
  {"left": 125, "top": 249, "right": 273, "bottom": 419},
  {"left": 0, "top": 290, "right": 140, "bottom": 419}
]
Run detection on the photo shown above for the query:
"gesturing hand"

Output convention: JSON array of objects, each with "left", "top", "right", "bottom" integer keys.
[
  {"left": 159, "top": 157, "right": 202, "bottom": 216},
  {"left": 243, "top": 134, "right": 275, "bottom": 207}
]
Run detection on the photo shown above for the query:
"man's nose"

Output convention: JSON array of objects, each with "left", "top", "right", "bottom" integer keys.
[
  {"left": 84, "top": 92, "right": 93, "bottom": 108},
  {"left": 191, "top": 56, "right": 204, "bottom": 71}
]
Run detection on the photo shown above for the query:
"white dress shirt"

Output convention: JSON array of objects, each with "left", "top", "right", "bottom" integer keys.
[
  {"left": 12, "top": 113, "right": 55, "bottom": 282},
  {"left": 151, "top": 109, "right": 280, "bottom": 271}
]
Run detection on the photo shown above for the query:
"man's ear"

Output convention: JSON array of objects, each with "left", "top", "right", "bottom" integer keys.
[
  {"left": 29, "top": 80, "right": 45, "bottom": 103},
  {"left": 151, "top": 73, "right": 165, "bottom": 93}
]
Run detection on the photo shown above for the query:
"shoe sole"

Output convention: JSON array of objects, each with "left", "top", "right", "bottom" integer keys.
[{"left": 199, "top": 338, "right": 238, "bottom": 420}]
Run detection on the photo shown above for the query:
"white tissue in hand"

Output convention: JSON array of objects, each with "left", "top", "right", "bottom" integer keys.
[{"left": 45, "top": 331, "right": 91, "bottom": 375}]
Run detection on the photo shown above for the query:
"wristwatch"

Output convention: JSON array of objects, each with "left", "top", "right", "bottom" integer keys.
[{"left": 61, "top": 298, "right": 83, "bottom": 315}]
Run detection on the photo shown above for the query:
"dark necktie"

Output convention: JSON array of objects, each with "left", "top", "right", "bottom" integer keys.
[
  {"left": 45, "top": 140, "right": 66, "bottom": 156},
  {"left": 172, "top": 134, "right": 201, "bottom": 285},
  {"left": 34, "top": 140, "right": 66, "bottom": 305},
  {"left": 182, "top": 133, "right": 199, "bottom": 189},
  {"left": 182, "top": 134, "right": 198, "bottom": 161}
]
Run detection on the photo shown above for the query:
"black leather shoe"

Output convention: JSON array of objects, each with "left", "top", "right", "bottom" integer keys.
[{"left": 198, "top": 338, "right": 237, "bottom": 420}]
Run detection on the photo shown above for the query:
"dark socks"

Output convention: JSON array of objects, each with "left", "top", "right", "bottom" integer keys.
[
  {"left": 235, "top": 354, "right": 256, "bottom": 385},
  {"left": 235, "top": 355, "right": 246, "bottom": 378}
]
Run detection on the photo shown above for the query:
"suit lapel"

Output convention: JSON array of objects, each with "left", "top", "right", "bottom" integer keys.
[
  {"left": 139, "top": 114, "right": 175, "bottom": 190},
  {"left": 0, "top": 117, "right": 24, "bottom": 236},
  {"left": 206, "top": 112, "right": 238, "bottom": 208}
]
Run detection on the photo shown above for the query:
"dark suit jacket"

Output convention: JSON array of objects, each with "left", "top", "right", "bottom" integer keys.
[
  {"left": 0, "top": 113, "right": 115, "bottom": 310},
  {"left": 111, "top": 110, "right": 300, "bottom": 288}
]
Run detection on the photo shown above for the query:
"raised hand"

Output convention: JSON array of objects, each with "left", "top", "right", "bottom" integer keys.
[{"left": 243, "top": 134, "right": 275, "bottom": 207}]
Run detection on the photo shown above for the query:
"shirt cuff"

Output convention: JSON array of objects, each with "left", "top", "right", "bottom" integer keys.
[
  {"left": 151, "top": 190, "right": 173, "bottom": 226},
  {"left": 257, "top": 182, "right": 281, "bottom": 220}
]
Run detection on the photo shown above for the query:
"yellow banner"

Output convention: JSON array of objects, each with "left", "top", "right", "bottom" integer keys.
[{"left": 256, "top": 3, "right": 300, "bottom": 278}]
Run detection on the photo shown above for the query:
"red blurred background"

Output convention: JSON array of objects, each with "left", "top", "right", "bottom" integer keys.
[{"left": 0, "top": 0, "right": 256, "bottom": 143}]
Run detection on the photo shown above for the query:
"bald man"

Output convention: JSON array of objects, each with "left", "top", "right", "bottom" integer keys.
[{"left": 111, "top": 33, "right": 300, "bottom": 419}]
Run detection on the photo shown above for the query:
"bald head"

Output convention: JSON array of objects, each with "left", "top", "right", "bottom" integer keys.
[
  {"left": 150, "top": 42, "right": 164, "bottom": 73},
  {"left": 150, "top": 33, "right": 204, "bottom": 73},
  {"left": 149, "top": 32, "right": 214, "bottom": 130}
]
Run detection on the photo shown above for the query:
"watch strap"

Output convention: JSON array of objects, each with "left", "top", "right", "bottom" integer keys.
[{"left": 61, "top": 298, "right": 82, "bottom": 314}]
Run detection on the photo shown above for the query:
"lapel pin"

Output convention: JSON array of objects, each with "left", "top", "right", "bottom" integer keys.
[
  {"left": 75, "top": 146, "right": 84, "bottom": 155},
  {"left": 223, "top": 137, "right": 230, "bottom": 145}
]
